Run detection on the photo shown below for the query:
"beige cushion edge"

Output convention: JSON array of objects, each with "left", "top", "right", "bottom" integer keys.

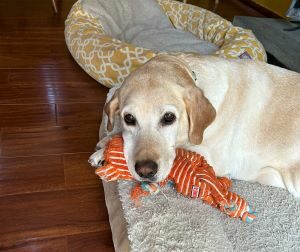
[{"left": 102, "top": 181, "right": 131, "bottom": 252}]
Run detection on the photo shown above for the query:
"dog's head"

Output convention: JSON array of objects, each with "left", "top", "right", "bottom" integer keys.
[{"left": 105, "top": 55, "right": 215, "bottom": 182}]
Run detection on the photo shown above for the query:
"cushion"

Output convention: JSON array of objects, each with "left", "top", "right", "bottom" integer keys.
[{"left": 65, "top": 0, "right": 267, "bottom": 88}]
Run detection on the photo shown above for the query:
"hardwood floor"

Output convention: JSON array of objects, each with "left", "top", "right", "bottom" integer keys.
[
  {"left": 0, "top": 0, "right": 113, "bottom": 250},
  {"left": 0, "top": 0, "right": 265, "bottom": 251}
]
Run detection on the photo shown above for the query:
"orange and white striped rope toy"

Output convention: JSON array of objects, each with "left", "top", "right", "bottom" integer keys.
[{"left": 95, "top": 135, "right": 256, "bottom": 223}]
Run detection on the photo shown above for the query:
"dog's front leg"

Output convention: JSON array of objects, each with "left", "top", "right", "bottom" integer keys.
[
  {"left": 88, "top": 149, "right": 105, "bottom": 168},
  {"left": 88, "top": 136, "right": 111, "bottom": 168}
]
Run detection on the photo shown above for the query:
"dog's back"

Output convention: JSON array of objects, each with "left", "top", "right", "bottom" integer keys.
[{"left": 183, "top": 55, "right": 300, "bottom": 198}]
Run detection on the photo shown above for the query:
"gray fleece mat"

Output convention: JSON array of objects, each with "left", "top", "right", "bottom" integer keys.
[
  {"left": 82, "top": 0, "right": 218, "bottom": 54},
  {"left": 118, "top": 180, "right": 300, "bottom": 252}
]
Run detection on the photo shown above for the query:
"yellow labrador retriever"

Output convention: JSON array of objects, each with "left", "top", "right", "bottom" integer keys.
[{"left": 89, "top": 54, "right": 300, "bottom": 198}]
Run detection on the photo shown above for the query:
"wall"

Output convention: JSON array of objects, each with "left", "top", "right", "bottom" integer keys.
[{"left": 252, "top": 0, "right": 292, "bottom": 17}]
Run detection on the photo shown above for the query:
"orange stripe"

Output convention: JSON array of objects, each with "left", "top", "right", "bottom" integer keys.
[
  {"left": 171, "top": 158, "right": 186, "bottom": 180},
  {"left": 233, "top": 198, "right": 243, "bottom": 218},
  {"left": 184, "top": 165, "right": 194, "bottom": 196},
  {"left": 111, "top": 161, "right": 127, "bottom": 167},
  {"left": 179, "top": 163, "right": 191, "bottom": 193},
  {"left": 176, "top": 161, "right": 189, "bottom": 184},
  {"left": 199, "top": 177, "right": 227, "bottom": 201}
]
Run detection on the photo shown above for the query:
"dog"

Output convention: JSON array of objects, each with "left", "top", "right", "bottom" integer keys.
[{"left": 89, "top": 54, "right": 300, "bottom": 198}]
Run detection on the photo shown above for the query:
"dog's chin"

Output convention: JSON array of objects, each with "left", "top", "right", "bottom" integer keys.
[
  {"left": 155, "top": 172, "right": 170, "bottom": 183},
  {"left": 129, "top": 172, "right": 159, "bottom": 183},
  {"left": 133, "top": 176, "right": 165, "bottom": 183},
  {"left": 138, "top": 177, "right": 158, "bottom": 183},
  {"left": 129, "top": 170, "right": 170, "bottom": 183}
]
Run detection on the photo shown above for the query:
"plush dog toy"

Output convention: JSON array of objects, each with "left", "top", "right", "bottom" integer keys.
[{"left": 95, "top": 135, "right": 256, "bottom": 223}]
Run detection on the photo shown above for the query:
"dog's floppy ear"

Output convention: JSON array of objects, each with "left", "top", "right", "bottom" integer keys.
[
  {"left": 104, "top": 90, "right": 119, "bottom": 132},
  {"left": 159, "top": 54, "right": 216, "bottom": 145},
  {"left": 184, "top": 87, "right": 216, "bottom": 145}
]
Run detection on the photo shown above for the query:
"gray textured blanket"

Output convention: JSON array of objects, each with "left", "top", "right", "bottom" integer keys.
[
  {"left": 82, "top": 0, "right": 218, "bottom": 54},
  {"left": 119, "top": 180, "right": 300, "bottom": 252}
]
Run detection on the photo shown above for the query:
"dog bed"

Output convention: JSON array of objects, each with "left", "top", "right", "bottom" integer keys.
[
  {"left": 117, "top": 180, "right": 300, "bottom": 252},
  {"left": 65, "top": 0, "right": 266, "bottom": 88}
]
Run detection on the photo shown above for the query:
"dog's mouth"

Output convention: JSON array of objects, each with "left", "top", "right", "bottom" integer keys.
[
  {"left": 138, "top": 176, "right": 158, "bottom": 183},
  {"left": 124, "top": 143, "right": 176, "bottom": 184}
]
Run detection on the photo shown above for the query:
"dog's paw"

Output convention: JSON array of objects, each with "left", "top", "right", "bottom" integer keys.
[
  {"left": 95, "top": 136, "right": 111, "bottom": 151},
  {"left": 88, "top": 149, "right": 105, "bottom": 168}
]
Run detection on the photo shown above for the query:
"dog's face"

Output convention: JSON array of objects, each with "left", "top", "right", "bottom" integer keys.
[{"left": 105, "top": 55, "right": 215, "bottom": 182}]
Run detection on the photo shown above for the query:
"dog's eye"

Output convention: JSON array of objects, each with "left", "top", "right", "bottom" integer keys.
[
  {"left": 124, "top": 114, "right": 136, "bottom": 126},
  {"left": 161, "top": 112, "right": 176, "bottom": 126}
]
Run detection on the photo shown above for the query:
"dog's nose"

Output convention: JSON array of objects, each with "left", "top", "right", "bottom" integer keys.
[{"left": 135, "top": 160, "right": 158, "bottom": 179}]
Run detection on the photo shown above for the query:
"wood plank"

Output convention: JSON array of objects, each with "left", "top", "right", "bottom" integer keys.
[
  {"left": 0, "top": 0, "right": 77, "bottom": 32},
  {"left": 0, "top": 69, "right": 9, "bottom": 84},
  {"left": 4, "top": 231, "right": 115, "bottom": 252},
  {"left": 0, "top": 128, "right": 2, "bottom": 156},
  {"left": 0, "top": 53, "right": 77, "bottom": 69},
  {"left": 63, "top": 153, "right": 101, "bottom": 188},
  {"left": 187, "top": 0, "right": 263, "bottom": 21},
  {"left": 0, "top": 0, "right": 76, "bottom": 69},
  {"left": 57, "top": 103, "right": 104, "bottom": 126},
  {"left": 0, "top": 69, "right": 108, "bottom": 104},
  {"left": 0, "top": 0, "right": 76, "bottom": 18},
  {"left": 0, "top": 0, "right": 52, "bottom": 16},
  {"left": 0, "top": 104, "right": 56, "bottom": 127},
  {"left": 0, "top": 187, "right": 110, "bottom": 248},
  {"left": 53, "top": 82, "right": 107, "bottom": 104},
  {"left": 4, "top": 237, "right": 67, "bottom": 252},
  {"left": 9, "top": 68, "right": 95, "bottom": 83},
  {"left": 0, "top": 82, "right": 53, "bottom": 104},
  {"left": 0, "top": 153, "right": 102, "bottom": 197},
  {"left": 0, "top": 43, "right": 68, "bottom": 55},
  {"left": 0, "top": 29, "right": 65, "bottom": 43},
  {"left": 1, "top": 124, "right": 99, "bottom": 157},
  {"left": 0, "top": 156, "right": 64, "bottom": 197},
  {"left": 0, "top": 82, "right": 107, "bottom": 104},
  {"left": 68, "top": 231, "right": 114, "bottom": 252},
  {"left": 0, "top": 18, "right": 67, "bottom": 31},
  {"left": 0, "top": 30, "right": 68, "bottom": 55}
]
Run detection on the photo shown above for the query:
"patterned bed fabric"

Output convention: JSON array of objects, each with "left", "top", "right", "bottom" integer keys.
[{"left": 65, "top": 0, "right": 267, "bottom": 88}]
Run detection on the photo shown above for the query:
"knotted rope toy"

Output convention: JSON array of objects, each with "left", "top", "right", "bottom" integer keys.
[{"left": 95, "top": 135, "right": 256, "bottom": 223}]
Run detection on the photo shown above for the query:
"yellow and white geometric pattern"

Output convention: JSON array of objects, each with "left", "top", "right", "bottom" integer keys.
[{"left": 65, "top": 0, "right": 267, "bottom": 88}]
